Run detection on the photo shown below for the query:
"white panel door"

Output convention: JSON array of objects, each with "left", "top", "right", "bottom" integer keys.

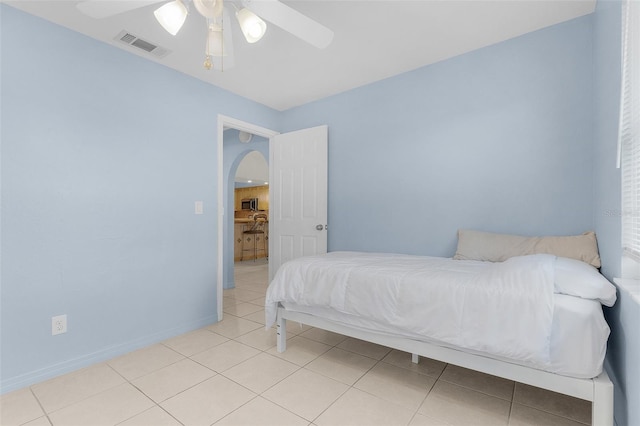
[{"left": 269, "top": 125, "right": 328, "bottom": 280}]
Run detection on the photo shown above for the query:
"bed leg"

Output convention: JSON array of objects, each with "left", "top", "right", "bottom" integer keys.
[
  {"left": 276, "top": 310, "right": 286, "bottom": 353},
  {"left": 412, "top": 353, "right": 419, "bottom": 364},
  {"left": 592, "top": 370, "right": 614, "bottom": 426}
]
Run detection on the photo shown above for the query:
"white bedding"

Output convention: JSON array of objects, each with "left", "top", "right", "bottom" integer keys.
[{"left": 265, "top": 251, "right": 613, "bottom": 378}]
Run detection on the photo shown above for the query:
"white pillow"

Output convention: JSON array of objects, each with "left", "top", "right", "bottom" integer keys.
[
  {"left": 454, "top": 229, "right": 601, "bottom": 268},
  {"left": 554, "top": 257, "right": 617, "bottom": 307}
]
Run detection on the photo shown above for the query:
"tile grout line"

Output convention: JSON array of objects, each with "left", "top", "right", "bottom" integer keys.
[
  {"left": 407, "top": 363, "right": 443, "bottom": 425},
  {"left": 507, "top": 380, "right": 518, "bottom": 425},
  {"left": 29, "top": 362, "right": 136, "bottom": 421},
  {"left": 28, "top": 386, "right": 53, "bottom": 426},
  {"left": 110, "top": 355, "right": 188, "bottom": 426}
]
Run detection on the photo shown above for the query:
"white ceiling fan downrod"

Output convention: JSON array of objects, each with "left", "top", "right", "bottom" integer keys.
[{"left": 204, "top": 20, "right": 226, "bottom": 71}]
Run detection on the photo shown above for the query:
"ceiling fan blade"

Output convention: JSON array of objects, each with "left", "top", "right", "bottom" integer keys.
[
  {"left": 76, "top": 0, "right": 163, "bottom": 19},
  {"left": 242, "top": 0, "right": 333, "bottom": 49}
]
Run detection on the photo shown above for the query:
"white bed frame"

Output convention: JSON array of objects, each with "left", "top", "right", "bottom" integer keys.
[{"left": 275, "top": 306, "right": 614, "bottom": 426}]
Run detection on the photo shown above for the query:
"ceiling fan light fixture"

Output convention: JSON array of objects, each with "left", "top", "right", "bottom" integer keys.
[
  {"left": 154, "top": 0, "right": 188, "bottom": 36},
  {"left": 193, "top": 0, "right": 224, "bottom": 19},
  {"left": 236, "top": 8, "right": 266, "bottom": 43}
]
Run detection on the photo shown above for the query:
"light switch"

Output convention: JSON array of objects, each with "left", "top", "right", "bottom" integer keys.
[{"left": 195, "top": 201, "right": 204, "bottom": 215}]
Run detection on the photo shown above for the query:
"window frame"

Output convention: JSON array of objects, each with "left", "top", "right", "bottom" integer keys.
[{"left": 620, "top": 0, "right": 640, "bottom": 273}]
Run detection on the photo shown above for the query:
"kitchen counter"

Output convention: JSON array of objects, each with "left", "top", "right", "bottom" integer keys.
[
  {"left": 234, "top": 218, "right": 269, "bottom": 223},
  {"left": 234, "top": 217, "right": 269, "bottom": 261}
]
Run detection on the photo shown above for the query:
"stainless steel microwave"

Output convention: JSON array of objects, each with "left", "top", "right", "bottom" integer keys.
[{"left": 241, "top": 198, "right": 258, "bottom": 211}]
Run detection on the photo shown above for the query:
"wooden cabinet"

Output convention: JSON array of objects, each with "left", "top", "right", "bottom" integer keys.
[
  {"left": 234, "top": 223, "right": 244, "bottom": 261},
  {"left": 234, "top": 220, "right": 269, "bottom": 261}
]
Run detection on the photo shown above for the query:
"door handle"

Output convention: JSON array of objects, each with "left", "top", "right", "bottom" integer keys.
[{"left": 316, "top": 224, "right": 324, "bottom": 231}]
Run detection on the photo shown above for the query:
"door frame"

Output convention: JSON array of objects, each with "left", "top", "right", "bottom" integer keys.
[{"left": 216, "top": 115, "right": 279, "bottom": 321}]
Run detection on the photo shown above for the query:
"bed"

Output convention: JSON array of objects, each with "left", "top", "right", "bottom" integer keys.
[{"left": 264, "top": 230, "right": 617, "bottom": 426}]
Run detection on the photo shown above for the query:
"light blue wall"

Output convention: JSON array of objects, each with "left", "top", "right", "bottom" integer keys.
[
  {"left": 283, "top": 15, "right": 595, "bottom": 257},
  {"left": 222, "top": 130, "right": 269, "bottom": 289},
  {"left": 594, "top": 0, "right": 623, "bottom": 281},
  {"left": 593, "top": 2, "right": 640, "bottom": 426},
  {"left": 0, "top": 5, "right": 280, "bottom": 392}
]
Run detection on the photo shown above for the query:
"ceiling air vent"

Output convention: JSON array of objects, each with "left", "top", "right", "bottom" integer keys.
[{"left": 114, "top": 30, "right": 171, "bottom": 59}]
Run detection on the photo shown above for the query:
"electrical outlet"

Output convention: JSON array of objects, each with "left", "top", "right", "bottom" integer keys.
[{"left": 52, "top": 314, "right": 67, "bottom": 336}]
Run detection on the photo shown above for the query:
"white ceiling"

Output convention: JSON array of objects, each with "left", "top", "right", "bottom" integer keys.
[{"left": 6, "top": 0, "right": 596, "bottom": 111}]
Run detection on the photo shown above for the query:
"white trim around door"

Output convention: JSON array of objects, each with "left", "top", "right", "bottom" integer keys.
[{"left": 216, "top": 115, "right": 279, "bottom": 322}]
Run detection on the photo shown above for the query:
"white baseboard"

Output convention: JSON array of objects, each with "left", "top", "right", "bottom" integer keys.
[{"left": 0, "top": 315, "right": 218, "bottom": 395}]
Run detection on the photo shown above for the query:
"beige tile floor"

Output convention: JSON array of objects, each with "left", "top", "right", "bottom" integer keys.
[{"left": 1, "top": 259, "right": 592, "bottom": 426}]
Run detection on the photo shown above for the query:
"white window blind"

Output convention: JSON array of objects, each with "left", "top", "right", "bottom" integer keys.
[{"left": 620, "top": 0, "right": 640, "bottom": 260}]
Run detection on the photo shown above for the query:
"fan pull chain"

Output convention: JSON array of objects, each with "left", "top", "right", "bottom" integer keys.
[
  {"left": 204, "top": 55, "right": 213, "bottom": 70},
  {"left": 204, "top": 20, "right": 212, "bottom": 70},
  {"left": 220, "top": 18, "right": 224, "bottom": 72}
]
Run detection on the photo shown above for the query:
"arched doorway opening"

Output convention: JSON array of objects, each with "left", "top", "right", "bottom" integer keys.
[{"left": 218, "top": 116, "right": 278, "bottom": 321}]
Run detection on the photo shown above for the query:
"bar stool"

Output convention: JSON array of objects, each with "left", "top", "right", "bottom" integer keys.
[{"left": 241, "top": 213, "right": 268, "bottom": 261}]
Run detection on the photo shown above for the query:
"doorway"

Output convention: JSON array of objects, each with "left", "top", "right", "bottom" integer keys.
[
  {"left": 217, "top": 115, "right": 279, "bottom": 321},
  {"left": 233, "top": 151, "right": 269, "bottom": 265}
]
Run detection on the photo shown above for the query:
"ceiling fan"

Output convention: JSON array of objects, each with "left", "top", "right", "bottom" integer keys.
[{"left": 76, "top": 0, "right": 334, "bottom": 71}]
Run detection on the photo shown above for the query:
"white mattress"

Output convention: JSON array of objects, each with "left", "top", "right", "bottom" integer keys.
[{"left": 281, "top": 293, "right": 610, "bottom": 379}]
